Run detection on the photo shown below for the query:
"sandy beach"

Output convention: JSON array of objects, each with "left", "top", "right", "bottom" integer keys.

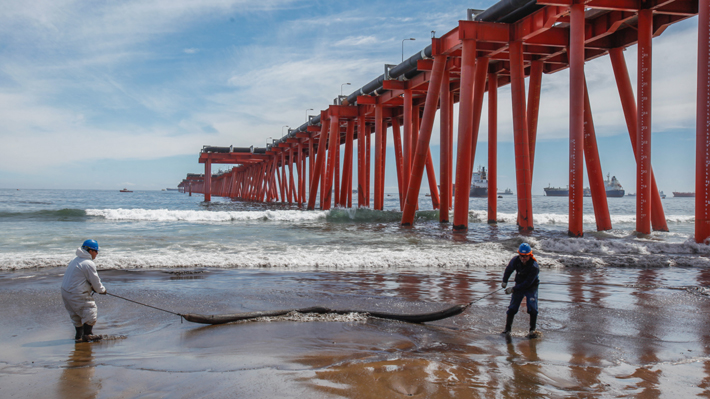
[{"left": 1, "top": 266, "right": 709, "bottom": 398}]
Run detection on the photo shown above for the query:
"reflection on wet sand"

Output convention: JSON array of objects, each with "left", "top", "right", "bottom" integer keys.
[
  {"left": 625, "top": 269, "right": 661, "bottom": 397},
  {"left": 57, "top": 343, "right": 99, "bottom": 399},
  {"left": 505, "top": 335, "right": 542, "bottom": 397},
  {"left": 698, "top": 268, "right": 710, "bottom": 397},
  {"left": 567, "top": 271, "right": 606, "bottom": 395}
]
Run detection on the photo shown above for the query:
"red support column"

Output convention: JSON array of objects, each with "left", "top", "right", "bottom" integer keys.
[
  {"left": 568, "top": 3, "right": 585, "bottom": 237},
  {"left": 307, "top": 121, "right": 329, "bottom": 210},
  {"left": 297, "top": 141, "right": 303, "bottom": 205},
  {"left": 403, "top": 90, "right": 413, "bottom": 197},
  {"left": 204, "top": 158, "right": 212, "bottom": 202},
  {"left": 357, "top": 115, "right": 366, "bottom": 207},
  {"left": 340, "top": 120, "right": 355, "bottom": 207},
  {"left": 308, "top": 137, "right": 314, "bottom": 201},
  {"left": 374, "top": 105, "right": 384, "bottom": 210},
  {"left": 334, "top": 139, "right": 340, "bottom": 207},
  {"left": 527, "top": 60, "right": 543, "bottom": 171},
  {"left": 323, "top": 115, "right": 340, "bottom": 210},
  {"left": 697, "top": 0, "right": 710, "bottom": 243},
  {"left": 440, "top": 70, "right": 452, "bottom": 222},
  {"left": 365, "top": 123, "right": 372, "bottom": 207},
  {"left": 636, "top": 8, "right": 653, "bottom": 235},
  {"left": 401, "top": 53, "right": 447, "bottom": 226},
  {"left": 425, "top": 150, "right": 440, "bottom": 209},
  {"left": 288, "top": 150, "right": 296, "bottom": 204},
  {"left": 452, "top": 39, "right": 477, "bottom": 231},
  {"left": 487, "top": 73, "right": 498, "bottom": 224},
  {"left": 391, "top": 117, "right": 404, "bottom": 210},
  {"left": 510, "top": 39, "right": 534, "bottom": 232},
  {"left": 583, "top": 77, "right": 612, "bottom": 231},
  {"left": 609, "top": 48, "right": 668, "bottom": 231},
  {"left": 469, "top": 57, "right": 489, "bottom": 182}
]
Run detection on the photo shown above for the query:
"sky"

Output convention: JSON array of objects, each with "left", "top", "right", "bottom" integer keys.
[{"left": 0, "top": 0, "right": 701, "bottom": 194}]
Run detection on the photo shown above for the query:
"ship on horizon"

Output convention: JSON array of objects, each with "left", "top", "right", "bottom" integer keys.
[
  {"left": 673, "top": 192, "right": 695, "bottom": 197},
  {"left": 498, "top": 188, "right": 513, "bottom": 195},
  {"left": 583, "top": 174, "right": 625, "bottom": 197},
  {"left": 544, "top": 184, "right": 568, "bottom": 196},
  {"left": 469, "top": 166, "right": 488, "bottom": 197}
]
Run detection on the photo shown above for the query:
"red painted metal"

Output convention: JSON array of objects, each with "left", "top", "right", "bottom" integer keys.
[
  {"left": 374, "top": 105, "right": 383, "bottom": 210},
  {"left": 510, "top": 39, "right": 534, "bottom": 232},
  {"left": 204, "top": 159, "right": 212, "bottom": 202},
  {"left": 608, "top": 48, "right": 668, "bottom": 231},
  {"left": 527, "top": 60, "right": 543, "bottom": 170},
  {"left": 469, "top": 56, "right": 489, "bottom": 182},
  {"left": 340, "top": 120, "right": 354, "bottom": 207},
  {"left": 487, "top": 73, "right": 498, "bottom": 224},
  {"left": 307, "top": 121, "right": 328, "bottom": 210},
  {"left": 439, "top": 69, "right": 452, "bottom": 223},
  {"left": 391, "top": 117, "right": 404, "bottom": 210},
  {"left": 452, "top": 39, "right": 477, "bottom": 231},
  {"left": 403, "top": 90, "right": 413, "bottom": 198},
  {"left": 568, "top": 3, "right": 585, "bottom": 237},
  {"left": 357, "top": 115, "right": 366, "bottom": 207},
  {"left": 698, "top": 0, "right": 710, "bottom": 243},
  {"left": 334, "top": 139, "right": 340, "bottom": 207},
  {"left": 424, "top": 150, "right": 439, "bottom": 209},
  {"left": 637, "top": 8, "right": 653, "bottom": 235},
  {"left": 401, "top": 53, "right": 447, "bottom": 226},
  {"left": 365, "top": 123, "right": 371, "bottom": 207},
  {"left": 323, "top": 114, "right": 340, "bottom": 210},
  {"left": 583, "top": 77, "right": 612, "bottom": 231}
]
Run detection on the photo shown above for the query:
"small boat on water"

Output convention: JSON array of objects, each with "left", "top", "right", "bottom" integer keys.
[
  {"left": 659, "top": 191, "right": 666, "bottom": 199},
  {"left": 119, "top": 188, "right": 133, "bottom": 193},
  {"left": 673, "top": 192, "right": 695, "bottom": 197}
]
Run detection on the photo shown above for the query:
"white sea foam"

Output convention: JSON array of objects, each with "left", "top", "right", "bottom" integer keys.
[
  {"left": 86, "top": 208, "right": 329, "bottom": 222},
  {"left": 2, "top": 236, "right": 709, "bottom": 271},
  {"left": 468, "top": 210, "right": 694, "bottom": 225}
]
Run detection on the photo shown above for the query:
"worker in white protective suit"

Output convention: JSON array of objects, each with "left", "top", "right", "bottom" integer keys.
[{"left": 61, "top": 239, "right": 107, "bottom": 342}]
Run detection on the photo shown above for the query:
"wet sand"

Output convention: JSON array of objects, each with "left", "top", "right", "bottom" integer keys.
[{"left": 1, "top": 266, "right": 709, "bottom": 398}]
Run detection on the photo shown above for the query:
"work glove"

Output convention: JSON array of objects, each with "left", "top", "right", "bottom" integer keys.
[
  {"left": 505, "top": 286, "right": 514, "bottom": 295},
  {"left": 99, "top": 288, "right": 107, "bottom": 295},
  {"left": 501, "top": 282, "right": 507, "bottom": 288}
]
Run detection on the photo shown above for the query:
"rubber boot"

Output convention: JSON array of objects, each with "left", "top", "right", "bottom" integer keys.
[
  {"left": 502, "top": 313, "right": 515, "bottom": 334},
  {"left": 528, "top": 313, "right": 539, "bottom": 338},
  {"left": 81, "top": 323, "right": 102, "bottom": 342},
  {"left": 74, "top": 326, "right": 84, "bottom": 342}
]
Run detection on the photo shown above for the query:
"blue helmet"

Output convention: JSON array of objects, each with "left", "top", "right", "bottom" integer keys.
[
  {"left": 82, "top": 239, "right": 99, "bottom": 252},
  {"left": 518, "top": 243, "right": 532, "bottom": 255}
]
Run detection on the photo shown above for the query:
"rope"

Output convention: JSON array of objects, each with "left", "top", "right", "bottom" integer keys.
[
  {"left": 106, "top": 292, "right": 182, "bottom": 317},
  {"left": 468, "top": 287, "right": 505, "bottom": 305}
]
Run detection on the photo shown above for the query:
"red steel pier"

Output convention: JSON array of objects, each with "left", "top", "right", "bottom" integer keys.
[{"left": 178, "top": 0, "right": 710, "bottom": 244}]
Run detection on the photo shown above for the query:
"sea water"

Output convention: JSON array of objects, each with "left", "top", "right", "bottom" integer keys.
[{"left": 0, "top": 188, "right": 708, "bottom": 271}]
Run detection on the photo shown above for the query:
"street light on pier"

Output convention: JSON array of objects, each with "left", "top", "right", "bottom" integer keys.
[
  {"left": 305, "top": 108, "right": 314, "bottom": 123},
  {"left": 402, "top": 38, "right": 415, "bottom": 62}
]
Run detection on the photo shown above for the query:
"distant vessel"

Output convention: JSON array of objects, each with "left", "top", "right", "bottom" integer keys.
[
  {"left": 582, "top": 174, "right": 625, "bottom": 197},
  {"left": 659, "top": 191, "right": 666, "bottom": 199},
  {"left": 119, "top": 188, "right": 133, "bottom": 193},
  {"left": 166, "top": 188, "right": 179, "bottom": 191},
  {"left": 673, "top": 192, "right": 695, "bottom": 197},
  {"left": 627, "top": 193, "right": 636, "bottom": 197},
  {"left": 544, "top": 185, "right": 568, "bottom": 196},
  {"left": 469, "top": 166, "right": 488, "bottom": 197},
  {"left": 498, "top": 188, "right": 513, "bottom": 195}
]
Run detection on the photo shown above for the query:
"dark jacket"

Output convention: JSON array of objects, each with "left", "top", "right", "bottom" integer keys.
[{"left": 503, "top": 256, "right": 540, "bottom": 292}]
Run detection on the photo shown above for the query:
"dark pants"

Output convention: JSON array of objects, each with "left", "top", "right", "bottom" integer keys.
[{"left": 507, "top": 285, "right": 538, "bottom": 316}]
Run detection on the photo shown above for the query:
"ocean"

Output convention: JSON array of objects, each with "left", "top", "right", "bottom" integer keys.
[{"left": 1, "top": 188, "right": 707, "bottom": 271}]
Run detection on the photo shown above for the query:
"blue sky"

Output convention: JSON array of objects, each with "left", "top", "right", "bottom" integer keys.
[{"left": 0, "top": 1, "right": 700, "bottom": 194}]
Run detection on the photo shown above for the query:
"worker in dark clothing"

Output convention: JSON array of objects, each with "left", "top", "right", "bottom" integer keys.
[{"left": 501, "top": 243, "right": 540, "bottom": 337}]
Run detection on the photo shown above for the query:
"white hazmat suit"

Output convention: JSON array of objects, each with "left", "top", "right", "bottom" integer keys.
[{"left": 61, "top": 247, "right": 106, "bottom": 327}]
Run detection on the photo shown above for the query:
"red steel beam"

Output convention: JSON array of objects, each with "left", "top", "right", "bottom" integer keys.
[
  {"left": 698, "top": 0, "right": 710, "bottom": 243},
  {"left": 637, "top": 8, "right": 653, "bottom": 234},
  {"left": 568, "top": 3, "right": 585, "bottom": 237}
]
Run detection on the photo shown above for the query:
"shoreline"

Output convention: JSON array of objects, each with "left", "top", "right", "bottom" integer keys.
[{"left": 0, "top": 266, "right": 708, "bottom": 397}]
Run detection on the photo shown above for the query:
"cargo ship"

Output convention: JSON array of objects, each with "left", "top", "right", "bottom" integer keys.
[
  {"left": 544, "top": 185, "right": 568, "bottom": 196},
  {"left": 582, "top": 174, "right": 625, "bottom": 197},
  {"left": 469, "top": 166, "right": 488, "bottom": 197},
  {"left": 673, "top": 192, "right": 695, "bottom": 197},
  {"left": 498, "top": 188, "right": 513, "bottom": 195}
]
